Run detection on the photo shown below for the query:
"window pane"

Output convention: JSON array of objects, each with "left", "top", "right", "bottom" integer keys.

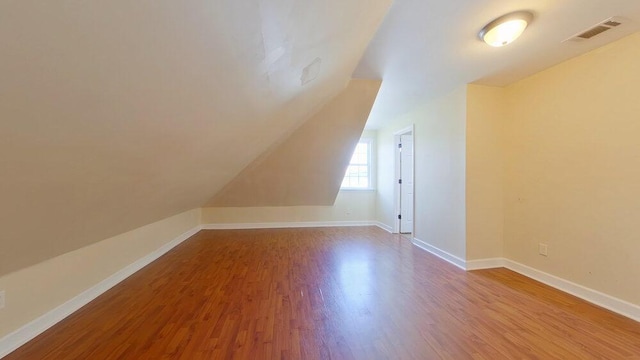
[{"left": 342, "top": 140, "right": 371, "bottom": 189}]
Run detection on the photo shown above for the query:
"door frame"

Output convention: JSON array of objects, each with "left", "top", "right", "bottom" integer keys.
[{"left": 393, "top": 125, "right": 415, "bottom": 234}]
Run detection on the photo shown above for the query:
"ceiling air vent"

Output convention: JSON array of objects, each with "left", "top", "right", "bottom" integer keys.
[
  {"left": 577, "top": 25, "right": 611, "bottom": 39},
  {"left": 564, "top": 16, "right": 625, "bottom": 42}
]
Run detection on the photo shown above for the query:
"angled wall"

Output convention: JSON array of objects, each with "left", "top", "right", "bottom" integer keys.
[
  {"left": 0, "top": 209, "right": 200, "bottom": 341},
  {"left": 0, "top": 1, "right": 390, "bottom": 276},
  {"left": 208, "top": 79, "right": 381, "bottom": 207}
]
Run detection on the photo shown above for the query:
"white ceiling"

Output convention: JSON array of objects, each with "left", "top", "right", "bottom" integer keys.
[{"left": 356, "top": 0, "right": 640, "bottom": 129}]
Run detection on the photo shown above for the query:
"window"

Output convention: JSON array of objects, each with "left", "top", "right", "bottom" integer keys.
[{"left": 341, "top": 139, "right": 373, "bottom": 189}]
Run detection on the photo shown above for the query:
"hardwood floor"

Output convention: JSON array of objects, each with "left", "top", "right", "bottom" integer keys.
[{"left": 6, "top": 227, "right": 640, "bottom": 359}]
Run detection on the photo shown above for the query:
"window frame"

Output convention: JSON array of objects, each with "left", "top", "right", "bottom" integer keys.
[{"left": 340, "top": 138, "right": 375, "bottom": 191}]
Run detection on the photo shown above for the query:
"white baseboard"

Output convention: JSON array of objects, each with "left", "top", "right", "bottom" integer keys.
[
  {"left": 201, "top": 221, "right": 378, "bottom": 230},
  {"left": 0, "top": 226, "right": 202, "bottom": 359},
  {"left": 374, "top": 221, "right": 393, "bottom": 233},
  {"left": 462, "top": 255, "right": 640, "bottom": 323},
  {"left": 465, "top": 257, "right": 506, "bottom": 270},
  {"left": 415, "top": 239, "right": 640, "bottom": 323},
  {"left": 411, "top": 237, "right": 466, "bottom": 270},
  {"left": 502, "top": 259, "right": 640, "bottom": 323}
]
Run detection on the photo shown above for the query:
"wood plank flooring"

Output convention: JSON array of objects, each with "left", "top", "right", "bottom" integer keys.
[{"left": 5, "top": 227, "right": 640, "bottom": 359}]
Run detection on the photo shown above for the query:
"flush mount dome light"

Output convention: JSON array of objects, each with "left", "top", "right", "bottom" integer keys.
[{"left": 479, "top": 11, "right": 533, "bottom": 47}]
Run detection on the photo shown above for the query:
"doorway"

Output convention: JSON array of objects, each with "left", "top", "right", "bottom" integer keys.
[{"left": 394, "top": 126, "right": 414, "bottom": 234}]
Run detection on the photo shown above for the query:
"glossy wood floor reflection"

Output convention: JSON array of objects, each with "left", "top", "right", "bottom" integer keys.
[{"left": 7, "top": 227, "right": 640, "bottom": 359}]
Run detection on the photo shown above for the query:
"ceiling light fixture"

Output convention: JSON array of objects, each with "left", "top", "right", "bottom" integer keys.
[{"left": 479, "top": 11, "right": 533, "bottom": 47}]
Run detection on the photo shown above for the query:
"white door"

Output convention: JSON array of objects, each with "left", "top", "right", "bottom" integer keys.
[{"left": 400, "top": 134, "right": 413, "bottom": 233}]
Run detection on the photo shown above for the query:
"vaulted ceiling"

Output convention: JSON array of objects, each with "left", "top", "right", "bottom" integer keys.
[{"left": 2, "top": 0, "right": 640, "bottom": 275}]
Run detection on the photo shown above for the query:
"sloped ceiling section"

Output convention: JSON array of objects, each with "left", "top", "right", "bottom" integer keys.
[
  {"left": 208, "top": 79, "right": 381, "bottom": 207},
  {"left": 0, "top": 1, "right": 391, "bottom": 276}
]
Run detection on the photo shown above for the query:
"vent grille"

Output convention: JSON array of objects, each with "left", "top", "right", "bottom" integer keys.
[
  {"left": 577, "top": 25, "right": 611, "bottom": 39},
  {"left": 603, "top": 20, "right": 621, "bottom": 27},
  {"left": 564, "top": 16, "right": 626, "bottom": 42}
]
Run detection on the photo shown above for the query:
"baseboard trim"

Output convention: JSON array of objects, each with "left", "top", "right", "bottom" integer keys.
[
  {"left": 412, "top": 238, "right": 640, "bottom": 323},
  {"left": 0, "top": 226, "right": 202, "bottom": 359},
  {"left": 465, "top": 258, "right": 506, "bottom": 270},
  {"left": 502, "top": 259, "right": 640, "bottom": 323},
  {"left": 374, "top": 222, "right": 393, "bottom": 233},
  {"left": 201, "top": 221, "right": 379, "bottom": 230},
  {"left": 411, "top": 237, "right": 466, "bottom": 270},
  {"left": 463, "top": 256, "right": 640, "bottom": 322}
]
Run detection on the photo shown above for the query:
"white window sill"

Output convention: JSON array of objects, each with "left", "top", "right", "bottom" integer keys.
[{"left": 339, "top": 188, "right": 376, "bottom": 192}]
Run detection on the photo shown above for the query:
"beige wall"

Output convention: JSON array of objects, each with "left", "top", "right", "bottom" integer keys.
[
  {"left": 465, "top": 84, "right": 505, "bottom": 260},
  {"left": 0, "top": 209, "right": 200, "bottom": 339},
  {"left": 376, "top": 87, "right": 467, "bottom": 259},
  {"left": 208, "top": 79, "right": 381, "bottom": 207},
  {"left": 502, "top": 33, "right": 640, "bottom": 305},
  {"left": 203, "top": 190, "right": 376, "bottom": 224}
]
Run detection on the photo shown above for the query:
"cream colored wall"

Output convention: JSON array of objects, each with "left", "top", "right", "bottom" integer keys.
[
  {"left": 503, "top": 33, "right": 640, "bottom": 305},
  {"left": 376, "top": 87, "right": 467, "bottom": 259},
  {"left": 0, "top": 209, "right": 200, "bottom": 339},
  {"left": 202, "top": 190, "right": 376, "bottom": 224},
  {"left": 465, "top": 84, "right": 505, "bottom": 260}
]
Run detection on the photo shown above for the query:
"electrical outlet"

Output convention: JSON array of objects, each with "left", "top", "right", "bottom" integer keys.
[
  {"left": 539, "top": 243, "right": 548, "bottom": 257},
  {"left": 0, "top": 290, "right": 5, "bottom": 310}
]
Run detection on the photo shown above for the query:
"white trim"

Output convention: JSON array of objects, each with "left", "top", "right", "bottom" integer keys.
[
  {"left": 503, "top": 259, "right": 640, "bottom": 323},
  {"left": 465, "top": 258, "right": 506, "bottom": 270},
  {"left": 374, "top": 221, "right": 393, "bottom": 233},
  {"left": 393, "top": 125, "right": 415, "bottom": 136},
  {"left": 201, "top": 221, "right": 377, "bottom": 230},
  {"left": 460, "top": 256, "right": 640, "bottom": 322},
  {"left": 0, "top": 226, "right": 202, "bottom": 359},
  {"left": 411, "top": 237, "right": 466, "bottom": 270},
  {"left": 202, "top": 221, "right": 393, "bottom": 234}
]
